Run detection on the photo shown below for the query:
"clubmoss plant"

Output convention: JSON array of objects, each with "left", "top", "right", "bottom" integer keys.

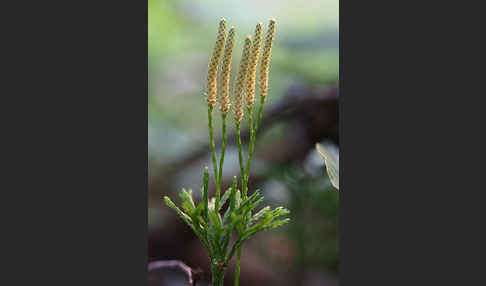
[{"left": 164, "top": 18, "right": 288, "bottom": 286}]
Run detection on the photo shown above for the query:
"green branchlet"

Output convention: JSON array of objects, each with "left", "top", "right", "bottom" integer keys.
[{"left": 163, "top": 175, "right": 289, "bottom": 262}]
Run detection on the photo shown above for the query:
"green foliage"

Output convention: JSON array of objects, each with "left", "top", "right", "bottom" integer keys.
[{"left": 163, "top": 173, "right": 290, "bottom": 265}]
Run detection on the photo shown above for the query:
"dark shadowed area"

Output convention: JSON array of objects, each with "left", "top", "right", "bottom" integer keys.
[{"left": 149, "top": 0, "right": 339, "bottom": 285}]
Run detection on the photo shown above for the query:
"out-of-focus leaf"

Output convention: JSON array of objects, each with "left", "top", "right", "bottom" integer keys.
[{"left": 316, "top": 143, "right": 339, "bottom": 190}]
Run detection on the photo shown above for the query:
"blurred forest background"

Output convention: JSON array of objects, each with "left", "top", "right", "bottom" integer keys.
[{"left": 148, "top": 0, "right": 339, "bottom": 285}]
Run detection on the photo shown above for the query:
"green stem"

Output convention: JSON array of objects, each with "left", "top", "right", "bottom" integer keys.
[
  {"left": 235, "top": 122, "right": 245, "bottom": 197},
  {"left": 243, "top": 97, "right": 266, "bottom": 198},
  {"left": 254, "top": 96, "right": 266, "bottom": 134},
  {"left": 244, "top": 108, "right": 255, "bottom": 191},
  {"left": 208, "top": 106, "right": 220, "bottom": 208},
  {"left": 211, "top": 264, "right": 225, "bottom": 286},
  {"left": 217, "top": 114, "right": 227, "bottom": 211},
  {"left": 234, "top": 246, "right": 242, "bottom": 286}
]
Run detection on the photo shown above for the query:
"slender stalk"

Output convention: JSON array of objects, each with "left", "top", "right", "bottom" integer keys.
[
  {"left": 243, "top": 96, "right": 265, "bottom": 197},
  {"left": 235, "top": 122, "right": 245, "bottom": 195},
  {"left": 244, "top": 107, "right": 255, "bottom": 188},
  {"left": 254, "top": 96, "right": 266, "bottom": 133},
  {"left": 208, "top": 106, "right": 220, "bottom": 207},
  {"left": 216, "top": 114, "right": 228, "bottom": 211},
  {"left": 235, "top": 118, "right": 247, "bottom": 286},
  {"left": 203, "top": 167, "right": 209, "bottom": 219},
  {"left": 234, "top": 246, "right": 242, "bottom": 286}
]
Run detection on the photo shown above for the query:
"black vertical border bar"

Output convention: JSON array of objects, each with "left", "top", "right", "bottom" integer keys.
[
  {"left": 339, "top": 0, "right": 451, "bottom": 284},
  {"left": 1, "top": 0, "right": 150, "bottom": 285}
]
